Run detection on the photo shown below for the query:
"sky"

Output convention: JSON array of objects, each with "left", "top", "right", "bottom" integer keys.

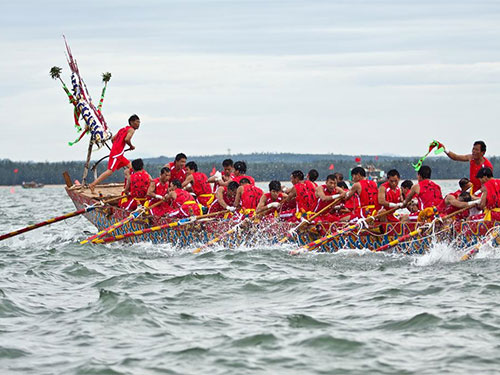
[{"left": 1, "top": 0, "right": 500, "bottom": 162}]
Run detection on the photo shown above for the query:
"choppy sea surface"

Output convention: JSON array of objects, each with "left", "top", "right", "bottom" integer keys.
[{"left": 1, "top": 183, "right": 499, "bottom": 375}]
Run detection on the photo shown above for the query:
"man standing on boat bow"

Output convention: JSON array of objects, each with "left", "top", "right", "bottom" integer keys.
[{"left": 89, "top": 114, "right": 140, "bottom": 193}]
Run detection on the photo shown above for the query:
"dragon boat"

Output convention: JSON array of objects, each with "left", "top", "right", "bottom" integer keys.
[
  {"left": 47, "top": 38, "right": 497, "bottom": 256},
  {"left": 65, "top": 179, "right": 497, "bottom": 254}
]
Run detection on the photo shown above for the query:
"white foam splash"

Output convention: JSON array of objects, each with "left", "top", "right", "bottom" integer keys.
[
  {"left": 470, "top": 243, "right": 500, "bottom": 260},
  {"left": 413, "top": 242, "right": 461, "bottom": 266},
  {"left": 414, "top": 240, "right": 500, "bottom": 267}
]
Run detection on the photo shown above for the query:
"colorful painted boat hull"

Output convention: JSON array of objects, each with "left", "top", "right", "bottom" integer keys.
[{"left": 67, "top": 187, "right": 496, "bottom": 253}]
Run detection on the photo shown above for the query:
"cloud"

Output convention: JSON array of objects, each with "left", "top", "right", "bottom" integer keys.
[{"left": 1, "top": 0, "right": 500, "bottom": 161}]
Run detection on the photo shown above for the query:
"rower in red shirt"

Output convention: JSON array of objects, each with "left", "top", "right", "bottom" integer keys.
[
  {"left": 231, "top": 161, "right": 255, "bottom": 185},
  {"left": 476, "top": 167, "right": 500, "bottom": 221},
  {"left": 208, "top": 181, "right": 239, "bottom": 217},
  {"left": 256, "top": 180, "right": 285, "bottom": 219},
  {"left": 444, "top": 178, "right": 472, "bottom": 202},
  {"left": 147, "top": 167, "right": 171, "bottom": 217},
  {"left": 208, "top": 159, "right": 235, "bottom": 190},
  {"left": 403, "top": 165, "right": 444, "bottom": 211},
  {"left": 119, "top": 158, "right": 151, "bottom": 211},
  {"left": 166, "top": 153, "right": 187, "bottom": 184},
  {"left": 342, "top": 167, "right": 378, "bottom": 220},
  {"left": 314, "top": 174, "right": 345, "bottom": 222},
  {"left": 442, "top": 191, "right": 476, "bottom": 220},
  {"left": 443, "top": 140, "right": 493, "bottom": 195},
  {"left": 90, "top": 114, "right": 140, "bottom": 193},
  {"left": 283, "top": 170, "right": 317, "bottom": 221},
  {"left": 306, "top": 169, "right": 319, "bottom": 188},
  {"left": 377, "top": 169, "right": 403, "bottom": 222},
  {"left": 401, "top": 180, "right": 413, "bottom": 199},
  {"left": 233, "top": 178, "right": 264, "bottom": 217},
  {"left": 182, "top": 161, "right": 214, "bottom": 208},
  {"left": 166, "top": 179, "right": 202, "bottom": 218}
]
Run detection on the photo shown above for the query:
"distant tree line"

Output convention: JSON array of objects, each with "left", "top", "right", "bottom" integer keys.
[{"left": 1, "top": 153, "right": 498, "bottom": 185}]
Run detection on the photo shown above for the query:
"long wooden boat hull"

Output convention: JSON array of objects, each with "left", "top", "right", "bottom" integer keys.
[{"left": 67, "top": 186, "right": 497, "bottom": 254}]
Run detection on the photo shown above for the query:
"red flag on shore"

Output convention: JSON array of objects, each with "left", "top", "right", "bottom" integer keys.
[
  {"left": 329, "top": 164, "right": 334, "bottom": 170},
  {"left": 13, "top": 168, "right": 18, "bottom": 173},
  {"left": 375, "top": 156, "right": 379, "bottom": 161},
  {"left": 355, "top": 157, "right": 361, "bottom": 163},
  {"left": 210, "top": 166, "right": 216, "bottom": 176}
]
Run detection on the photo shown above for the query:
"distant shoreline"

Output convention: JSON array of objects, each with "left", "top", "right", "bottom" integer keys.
[{"left": 1, "top": 153, "right": 496, "bottom": 185}]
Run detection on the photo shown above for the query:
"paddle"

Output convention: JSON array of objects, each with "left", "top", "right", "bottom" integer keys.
[
  {"left": 461, "top": 226, "right": 500, "bottom": 261},
  {"left": 372, "top": 206, "right": 470, "bottom": 253},
  {"left": 278, "top": 196, "right": 342, "bottom": 244},
  {"left": 193, "top": 217, "right": 250, "bottom": 254},
  {"left": 0, "top": 196, "right": 122, "bottom": 242},
  {"left": 192, "top": 203, "right": 282, "bottom": 254},
  {"left": 80, "top": 199, "right": 165, "bottom": 244},
  {"left": 93, "top": 209, "right": 229, "bottom": 244},
  {"left": 290, "top": 207, "right": 399, "bottom": 255}
]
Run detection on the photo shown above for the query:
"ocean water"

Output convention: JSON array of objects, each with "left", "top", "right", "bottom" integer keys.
[{"left": 0, "top": 184, "right": 499, "bottom": 375}]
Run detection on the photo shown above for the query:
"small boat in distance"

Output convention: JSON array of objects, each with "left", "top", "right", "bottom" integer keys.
[{"left": 22, "top": 181, "right": 44, "bottom": 189}]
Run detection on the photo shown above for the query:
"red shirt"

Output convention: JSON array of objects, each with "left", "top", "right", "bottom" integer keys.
[
  {"left": 152, "top": 177, "right": 169, "bottom": 196},
  {"left": 417, "top": 180, "right": 444, "bottom": 210},
  {"left": 129, "top": 170, "right": 151, "bottom": 199},
  {"left": 264, "top": 192, "right": 283, "bottom": 204},
  {"left": 110, "top": 126, "right": 131, "bottom": 158},
  {"left": 232, "top": 175, "right": 255, "bottom": 185},
  {"left": 191, "top": 172, "right": 212, "bottom": 196},
  {"left": 263, "top": 192, "right": 283, "bottom": 215},
  {"left": 484, "top": 179, "right": 500, "bottom": 209},
  {"left": 168, "top": 162, "right": 187, "bottom": 183},
  {"left": 358, "top": 179, "right": 378, "bottom": 207},
  {"left": 295, "top": 180, "right": 317, "bottom": 212},
  {"left": 315, "top": 185, "right": 338, "bottom": 212},
  {"left": 208, "top": 187, "right": 236, "bottom": 214},
  {"left": 470, "top": 158, "right": 493, "bottom": 193},
  {"left": 241, "top": 185, "right": 264, "bottom": 210},
  {"left": 377, "top": 181, "right": 402, "bottom": 209}
]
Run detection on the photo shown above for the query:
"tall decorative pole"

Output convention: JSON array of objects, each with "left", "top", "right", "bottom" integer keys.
[{"left": 82, "top": 139, "right": 93, "bottom": 185}]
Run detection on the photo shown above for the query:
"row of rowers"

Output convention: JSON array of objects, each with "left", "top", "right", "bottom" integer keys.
[{"left": 118, "top": 154, "right": 499, "bottom": 223}]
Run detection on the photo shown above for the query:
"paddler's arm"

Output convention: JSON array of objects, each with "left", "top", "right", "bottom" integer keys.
[
  {"left": 445, "top": 194, "right": 469, "bottom": 209},
  {"left": 182, "top": 174, "right": 194, "bottom": 190},
  {"left": 343, "top": 182, "right": 361, "bottom": 201},
  {"left": 478, "top": 187, "right": 487, "bottom": 210},
  {"left": 147, "top": 180, "right": 157, "bottom": 199},
  {"left": 124, "top": 128, "right": 136, "bottom": 150},
  {"left": 255, "top": 194, "right": 268, "bottom": 214},
  {"left": 315, "top": 185, "right": 337, "bottom": 202},
  {"left": 403, "top": 184, "right": 420, "bottom": 207},
  {"left": 123, "top": 176, "right": 131, "bottom": 195},
  {"left": 233, "top": 186, "right": 244, "bottom": 209},
  {"left": 214, "top": 187, "right": 228, "bottom": 209},
  {"left": 377, "top": 184, "right": 389, "bottom": 208},
  {"left": 284, "top": 186, "right": 297, "bottom": 202}
]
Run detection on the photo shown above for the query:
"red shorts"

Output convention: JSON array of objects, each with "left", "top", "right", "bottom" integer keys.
[
  {"left": 197, "top": 194, "right": 215, "bottom": 208},
  {"left": 313, "top": 213, "right": 341, "bottom": 223},
  {"left": 108, "top": 154, "right": 130, "bottom": 172},
  {"left": 180, "top": 203, "right": 202, "bottom": 217},
  {"left": 150, "top": 202, "right": 173, "bottom": 217},
  {"left": 119, "top": 197, "right": 146, "bottom": 211}
]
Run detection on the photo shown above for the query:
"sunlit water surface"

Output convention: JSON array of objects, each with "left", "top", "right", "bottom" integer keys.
[{"left": 0, "top": 184, "right": 499, "bottom": 375}]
